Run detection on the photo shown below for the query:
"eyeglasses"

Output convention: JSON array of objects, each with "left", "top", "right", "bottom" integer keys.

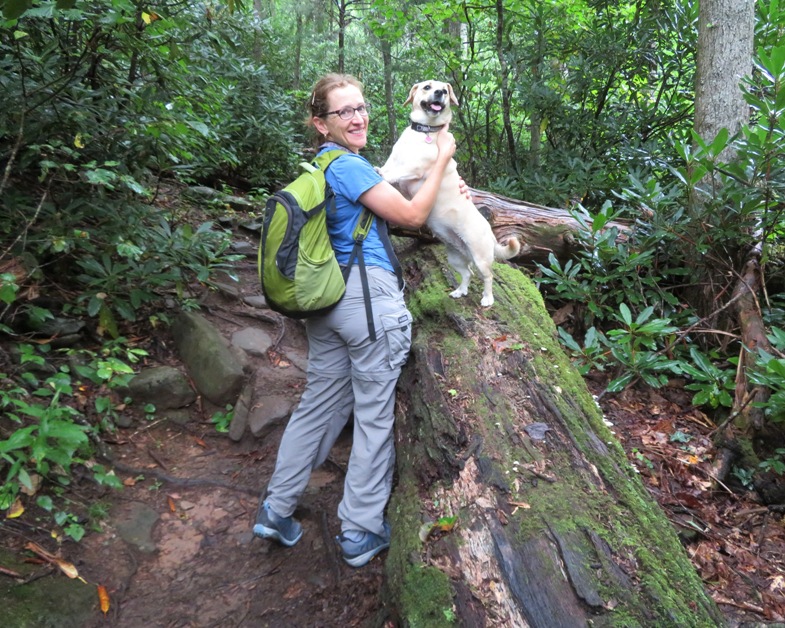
[{"left": 322, "top": 103, "right": 371, "bottom": 120}]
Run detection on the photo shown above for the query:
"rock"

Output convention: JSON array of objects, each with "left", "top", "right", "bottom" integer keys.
[
  {"left": 113, "top": 501, "right": 159, "bottom": 553},
  {"left": 287, "top": 350, "right": 308, "bottom": 373},
  {"left": 238, "top": 219, "right": 263, "bottom": 234},
  {"left": 212, "top": 280, "right": 241, "bottom": 298},
  {"left": 228, "top": 377, "right": 255, "bottom": 442},
  {"left": 115, "top": 412, "right": 134, "bottom": 429},
  {"left": 126, "top": 366, "right": 196, "bottom": 410},
  {"left": 231, "top": 327, "right": 273, "bottom": 357},
  {"left": 25, "top": 314, "right": 85, "bottom": 338},
  {"left": 171, "top": 312, "right": 247, "bottom": 407},
  {"left": 248, "top": 395, "right": 295, "bottom": 438},
  {"left": 243, "top": 295, "right": 268, "bottom": 309},
  {"left": 222, "top": 196, "right": 255, "bottom": 211},
  {"left": 185, "top": 185, "right": 222, "bottom": 200},
  {"left": 184, "top": 188, "right": 255, "bottom": 213},
  {"left": 230, "top": 241, "right": 256, "bottom": 258},
  {"left": 163, "top": 408, "right": 191, "bottom": 426}
]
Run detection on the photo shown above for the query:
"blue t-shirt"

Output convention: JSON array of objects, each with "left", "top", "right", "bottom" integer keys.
[{"left": 318, "top": 147, "right": 394, "bottom": 273}]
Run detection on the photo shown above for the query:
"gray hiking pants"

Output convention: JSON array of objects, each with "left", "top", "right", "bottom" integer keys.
[{"left": 265, "top": 266, "right": 412, "bottom": 537}]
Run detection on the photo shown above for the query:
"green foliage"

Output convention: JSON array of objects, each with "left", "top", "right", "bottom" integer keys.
[
  {"left": 680, "top": 347, "right": 735, "bottom": 410},
  {"left": 557, "top": 326, "right": 607, "bottom": 376},
  {"left": 749, "top": 327, "right": 785, "bottom": 423},
  {"left": 0, "top": 366, "right": 91, "bottom": 510},
  {"left": 0, "top": 342, "right": 132, "bottom": 513},
  {"left": 71, "top": 215, "right": 242, "bottom": 329},
  {"left": 210, "top": 405, "right": 234, "bottom": 433},
  {"left": 536, "top": 200, "right": 682, "bottom": 330},
  {"left": 759, "top": 448, "right": 785, "bottom": 475}
]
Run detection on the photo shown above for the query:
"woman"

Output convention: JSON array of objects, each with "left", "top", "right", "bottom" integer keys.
[{"left": 253, "top": 73, "right": 456, "bottom": 568}]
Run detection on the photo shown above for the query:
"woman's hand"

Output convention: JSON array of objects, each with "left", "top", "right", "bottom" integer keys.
[
  {"left": 435, "top": 124, "right": 456, "bottom": 163},
  {"left": 458, "top": 177, "right": 471, "bottom": 200}
]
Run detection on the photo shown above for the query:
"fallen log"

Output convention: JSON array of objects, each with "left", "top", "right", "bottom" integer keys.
[
  {"left": 383, "top": 245, "right": 723, "bottom": 627},
  {"left": 390, "top": 188, "right": 633, "bottom": 266}
]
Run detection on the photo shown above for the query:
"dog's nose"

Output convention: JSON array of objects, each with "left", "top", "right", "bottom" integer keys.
[{"left": 434, "top": 89, "right": 446, "bottom": 99}]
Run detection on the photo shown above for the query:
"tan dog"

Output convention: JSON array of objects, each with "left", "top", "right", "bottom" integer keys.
[{"left": 379, "top": 80, "right": 520, "bottom": 307}]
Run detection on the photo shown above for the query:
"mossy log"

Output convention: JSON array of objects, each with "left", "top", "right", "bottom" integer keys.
[
  {"left": 383, "top": 244, "right": 724, "bottom": 627},
  {"left": 389, "top": 188, "right": 632, "bottom": 266}
]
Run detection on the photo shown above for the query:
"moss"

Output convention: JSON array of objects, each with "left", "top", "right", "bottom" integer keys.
[
  {"left": 395, "top": 255, "right": 722, "bottom": 625},
  {"left": 400, "top": 565, "right": 455, "bottom": 628},
  {"left": 386, "top": 468, "right": 456, "bottom": 627}
]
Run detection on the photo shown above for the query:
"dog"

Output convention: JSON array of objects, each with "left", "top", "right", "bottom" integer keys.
[{"left": 379, "top": 80, "right": 520, "bottom": 307}]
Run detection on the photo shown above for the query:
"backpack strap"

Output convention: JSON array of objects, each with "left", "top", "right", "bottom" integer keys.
[
  {"left": 343, "top": 210, "right": 404, "bottom": 343},
  {"left": 344, "top": 208, "right": 376, "bottom": 341}
]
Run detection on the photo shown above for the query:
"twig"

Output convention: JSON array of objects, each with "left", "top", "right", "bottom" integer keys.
[
  {"left": 0, "top": 565, "right": 22, "bottom": 579},
  {"left": 0, "top": 111, "right": 24, "bottom": 197},
  {"left": 146, "top": 448, "right": 169, "bottom": 471},
  {"left": 711, "top": 593, "right": 765, "bottom": 615},
  {"left": 692, "top": 464, "right": 735, "bottom": 495}
]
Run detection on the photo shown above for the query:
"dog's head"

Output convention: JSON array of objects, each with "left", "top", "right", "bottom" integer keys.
[{"left": 404, "top": 80, "right": 458, "bottom": 126}]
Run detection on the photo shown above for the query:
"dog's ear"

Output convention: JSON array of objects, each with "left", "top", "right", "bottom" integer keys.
[
  {"left": 404, "top": 82, "right": 420, "bottom": 106},
  {"left": 447, "top": 83, "right": 459, "bottom": 107}
]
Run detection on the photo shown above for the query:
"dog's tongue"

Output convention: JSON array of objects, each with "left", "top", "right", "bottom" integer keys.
[{"left": 431, "top": 104, "right": 443, "bottom": 111}]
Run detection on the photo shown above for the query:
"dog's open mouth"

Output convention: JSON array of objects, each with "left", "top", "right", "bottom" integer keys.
[{"left": 422, "top": 99, "right": 446, "bottom": 115}]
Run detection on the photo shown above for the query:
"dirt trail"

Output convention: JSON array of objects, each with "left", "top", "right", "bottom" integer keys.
[{"left": 79, "top": 261, "right": 387, "bottom": 628}]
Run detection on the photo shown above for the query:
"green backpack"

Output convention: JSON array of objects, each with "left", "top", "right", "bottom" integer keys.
[{"left": 258, "top": 149, "right": 375, "bottom": 320}]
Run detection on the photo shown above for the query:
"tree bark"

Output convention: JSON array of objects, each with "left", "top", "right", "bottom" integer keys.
[
  {"left": 495, "top": 0, "right": 517, "bottom": 173},
  {"left": 694, "top": 0, "right": 755, "bottom": 164},
  {"left": 390, "top": 188, "right": 632, "bottom": 267},
  {"left": 384, "top": 246, "right": 724, "bottom": 627}
]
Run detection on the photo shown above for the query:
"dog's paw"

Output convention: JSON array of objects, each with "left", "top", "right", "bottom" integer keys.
[
  {"left": 449, "top": 288, "right": 468, "bottom": 299},
  {"left": 480, "top": 295, "right": 494, "bottom": 307}
]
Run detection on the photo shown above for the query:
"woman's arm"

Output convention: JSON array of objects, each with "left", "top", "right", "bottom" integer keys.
[{"left": 359, "top": 125, "right": 456, "bottom": 229}]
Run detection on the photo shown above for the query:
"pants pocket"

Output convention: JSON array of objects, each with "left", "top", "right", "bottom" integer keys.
[{"left": 379, "top": 309, "right": 413, "bottom": 370}]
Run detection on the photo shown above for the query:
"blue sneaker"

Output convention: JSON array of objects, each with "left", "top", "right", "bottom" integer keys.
[
  {"left": 253, "top": 500, "right": 303, "bottom": 547},
  {"left": 336, "top": 522, "right": 391, "bottom": 567}
]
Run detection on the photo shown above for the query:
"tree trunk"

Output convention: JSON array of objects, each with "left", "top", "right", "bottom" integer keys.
[
  {"left": 692, "top": 0, "right": 766, "bottom": 476},
  {"left": 688, "top": 0, "right": 754, "bottom": 318},
  {"left": 337, "top": 0, "right": 347, "bottom": 73},
  {"left": 495, "top": 0, "right": 517, "bottom": 173},
  {"left": 381, "top": 38, "right": 396, "bottom": 147},
  {"left": 390, "top": 188, "right": 632, "bottom": 267},
  {"left": 694, "top": 0, "right": 755, "bottom": 164},
  {"left": 384, "top": 246, "right": 724, "bottom": 627}
]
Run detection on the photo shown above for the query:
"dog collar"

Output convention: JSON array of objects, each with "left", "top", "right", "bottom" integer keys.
[
  {"left": 410, "top": 121, "right": 445, "bottom": 143},
  {"left": 410, "top": 122, "right": 445, "bottom": 133}
]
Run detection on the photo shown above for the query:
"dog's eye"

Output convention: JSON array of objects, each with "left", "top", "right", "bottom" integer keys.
[{"left": 423, "top": 84, "right": 431, "bottom": 91}]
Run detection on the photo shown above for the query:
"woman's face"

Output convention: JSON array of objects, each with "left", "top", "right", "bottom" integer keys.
[{"left": 313, "top": 84, "right": 368, "bottom": 154}]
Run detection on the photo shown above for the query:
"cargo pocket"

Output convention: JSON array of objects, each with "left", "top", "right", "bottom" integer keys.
[{"left": 380, "top": 309, "right": 413, "bottom": 370}]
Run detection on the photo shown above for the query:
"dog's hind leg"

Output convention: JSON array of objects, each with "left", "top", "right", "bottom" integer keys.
[
  {"left": 475, "top": 260, "right": 495, "bottom": 307},
  {"left": 446, "top": 248, "right": 472, "bottom": 300},
  {"left": 468, "top": 243, "right": 496, "bottom": 307}
]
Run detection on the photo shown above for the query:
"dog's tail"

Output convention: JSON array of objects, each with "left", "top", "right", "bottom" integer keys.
[{"left": 494, "top": 237, "right": 521, "bottom": 261}]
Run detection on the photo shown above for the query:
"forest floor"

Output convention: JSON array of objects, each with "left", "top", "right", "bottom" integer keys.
[{"left": 3, "top": 211, "right": 785, "bottom": 627}]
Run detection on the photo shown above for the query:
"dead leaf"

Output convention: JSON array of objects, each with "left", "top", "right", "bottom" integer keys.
[
  {"left": 24, "top": 542, "right": 79, "bottom": 579},
  {"left": 19, "top": 473, "right": 42, "bottom": 496},
  {"left": 6, "top": 498, "right": 24, "bottom": 519},
  {"left": 98, "top": 584, "right": 110, "bottom": 615},
  {"left": 167, "top": 496, "right": 176, "bottom": 513},
  {"left": 770, "top": 575, "right": 785, "bottom": 592}
]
